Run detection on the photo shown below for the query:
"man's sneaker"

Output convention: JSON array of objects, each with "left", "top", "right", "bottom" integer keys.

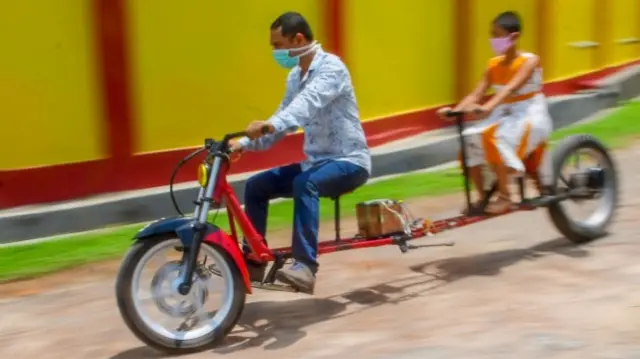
[{"left": 275, "top": 261, "right": 316, "bottom": 294}]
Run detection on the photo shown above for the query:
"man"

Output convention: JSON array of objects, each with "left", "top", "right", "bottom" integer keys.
[{"left": 230, "top": 11, "right": 371, "bottom": 294}]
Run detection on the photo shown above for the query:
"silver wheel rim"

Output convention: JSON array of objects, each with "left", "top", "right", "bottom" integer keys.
[
  {"left": 555, "top": 147, "right": 615, "bottom": 228},
  {"left": 130, "top": 238, "right": 235, "bottom": 341}
]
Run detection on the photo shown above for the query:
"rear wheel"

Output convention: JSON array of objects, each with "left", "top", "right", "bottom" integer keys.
[
  {"left": 115, "top": 236, "right": 246, "bottom": 354},
  {"left": 547, "top": 135, "right": 618, "bottom": 243}
]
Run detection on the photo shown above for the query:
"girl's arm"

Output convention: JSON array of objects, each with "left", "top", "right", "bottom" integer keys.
[{"left": 453, "top": 68, "right": 491, "bottom": 111}]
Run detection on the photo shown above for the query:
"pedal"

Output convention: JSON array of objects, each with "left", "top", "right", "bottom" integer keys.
[
  {"left": 521, "top": 196, "right": 549, "bottom": 208},
  {"left": 251, "top": 282, "right": 299, "bottom": 293}
]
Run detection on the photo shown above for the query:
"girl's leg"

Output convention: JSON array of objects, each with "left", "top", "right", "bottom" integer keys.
[
  {"left": 485, "top": 163, "right": 515, "bottom": 214},
  {"left": 461, "top": 165, "right": 488, "bottom": 215}
]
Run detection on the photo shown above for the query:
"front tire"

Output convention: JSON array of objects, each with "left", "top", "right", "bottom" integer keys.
[
  {"left": 547, "top": 134, "right": 618, "bottom": 243},
  {"left": 115, "top": 236, "right": 246, "bottom": 354}
]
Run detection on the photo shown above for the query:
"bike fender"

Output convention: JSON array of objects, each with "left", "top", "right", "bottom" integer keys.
[
  {"left": 134, "top": 216, "right": 210, "bottom": 249},
  {"left": 134, "top": 217, "right": 252, "bottom": 294},
  {"left": 134, "top": 216, "right": 194, "bottom": 246},
  {"left": 204, "top": 230, "right": 252, "bottom": 294}
]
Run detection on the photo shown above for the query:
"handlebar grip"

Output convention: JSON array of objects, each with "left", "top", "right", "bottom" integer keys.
[{"left": 445, "top": 110, "right": 465, "bottom": 117}]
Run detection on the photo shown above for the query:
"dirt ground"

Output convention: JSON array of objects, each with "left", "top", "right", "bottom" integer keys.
[{"left": 1, "top": 144, "right": 639, "bottom": 359}]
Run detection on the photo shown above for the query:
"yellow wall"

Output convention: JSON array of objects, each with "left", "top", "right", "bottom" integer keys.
[
  {"left": 127, "top": 0, "right": 325, "bottom": 153},
  {"left": 546, "top": 0, "right": 598, "bottom": 81},
  {"left": 0, "top": 1, "right": 104, "bottom": 170},
  {"left": 344, "top": 0, "right": 455, "bottom": 120},
  {"left": 4, "top": 1, "right": 640, "bottom": 170},
  {"left": 609, "top": 0, "right": 640, "bottom": 66}
]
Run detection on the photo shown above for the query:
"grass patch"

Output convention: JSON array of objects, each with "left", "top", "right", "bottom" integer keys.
[
  {"left": 548, "top": 100, "right": 640, "bottom": 147},
  {"left": 1, "top": 101, "right": 639, "bottom": 282},
  {"left": 0, "top": 168, "right": 463, "bottom": 282}
]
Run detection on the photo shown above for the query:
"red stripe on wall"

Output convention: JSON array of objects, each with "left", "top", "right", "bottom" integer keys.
[
  {"left": 454, "top": 0, "right": 472, "bottom": 100},
  {"left": 92, "top": 0, "right": 134, "bottom": 173},
  {"left": 325, "top": 0, "right": 344, "bottom": 60},
  {"left": 536, "top": 0, "right": 550, "bottom": 78}
]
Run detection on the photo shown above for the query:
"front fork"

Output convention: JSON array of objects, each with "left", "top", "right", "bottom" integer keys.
[{"left": 177, "top": 155, "right": 222, "bottom": 295}]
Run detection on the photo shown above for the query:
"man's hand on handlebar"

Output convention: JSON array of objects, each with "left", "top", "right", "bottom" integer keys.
[
  {"left": 228, "top": 138, "right": 244, "bottom": 153},
  {"left": 246, "top": 120, "right": 275, "bottom": 140}
]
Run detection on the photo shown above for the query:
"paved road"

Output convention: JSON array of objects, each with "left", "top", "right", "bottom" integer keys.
[{"left": 1, "top": 145, "right": 639, "bottom": 359}]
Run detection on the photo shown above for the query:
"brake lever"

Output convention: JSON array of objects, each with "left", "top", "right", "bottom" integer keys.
[
  {"left": 204, "top": 138, "right": 215, "bottom": 149},
  {"left": 445, "top": 110, "right": 465, "bottom": 117}
]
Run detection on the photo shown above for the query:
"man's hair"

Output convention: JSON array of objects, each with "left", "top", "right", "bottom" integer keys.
[
  {"left": 493, "top": 11, "right": 522, "bottom": 34},
  {"left": 271, "top": 11, "right": 314, "bottom": 41}
]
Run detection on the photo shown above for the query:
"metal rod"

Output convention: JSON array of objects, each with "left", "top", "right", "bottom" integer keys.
[
  {"left": 517, "top": 177, "right": 525, "bottom": 202},
  {"left": 334, "top": 197, "right": 341, "bottom": 242},
  {"left": 178, "top": 226, "right": 204, "bottom": 295},
  {"left": 455, "top": 113, "right": 472, "bottom": 212}
]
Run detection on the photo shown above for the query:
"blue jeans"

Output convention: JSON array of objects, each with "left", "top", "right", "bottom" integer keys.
[{"left": 243, "top": 160, "right": 369, "bottom": 273}]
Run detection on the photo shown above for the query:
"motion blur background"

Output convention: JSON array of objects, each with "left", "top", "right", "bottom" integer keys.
[{"left": 1, "top": 0, "right": 639, "bottom": 210}]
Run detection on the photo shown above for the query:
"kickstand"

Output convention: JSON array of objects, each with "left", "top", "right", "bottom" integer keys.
[{"left": 393, "top": 234, "right": 454, "bottom": 254}]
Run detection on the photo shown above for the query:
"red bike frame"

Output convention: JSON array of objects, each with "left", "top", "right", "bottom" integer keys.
[
  {"left": 198, "top": 140, "right": 545, "bottom": 296},
  {"left": 211, "top": 159, "right": 275, "bottom": 263},
  {"left": 208, "top": 156, "right": 533, "bottom": 266}
]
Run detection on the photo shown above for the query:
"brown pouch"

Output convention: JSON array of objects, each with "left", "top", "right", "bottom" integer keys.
[{"left": 355, "top": 199, "right": 407, "bottom": 238}]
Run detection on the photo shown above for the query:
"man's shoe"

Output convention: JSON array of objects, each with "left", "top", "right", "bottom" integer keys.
[{"left": 275, "top": 261, "right": 316, "bottom": 294}]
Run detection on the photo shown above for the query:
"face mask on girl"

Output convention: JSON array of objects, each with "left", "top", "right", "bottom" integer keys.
[
  {"left": 272, "top": 41, "right": 320, "bottom": 69},
  {"left": 489, "top": 35, "right": 513, "bottom": 55}
]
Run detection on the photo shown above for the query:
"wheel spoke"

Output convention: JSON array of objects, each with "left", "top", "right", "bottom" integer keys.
[
  {"left": 204, "top": 278, "right": 222, "bottom": 293},
  {"left": 139, "top": 288, "right": 172, "bottom": 303},
  {"left": 149, "top": 249, "right": 169, "bottom": 268},
  {"left": 176, "top": 299, "right": 211, "bottom": 332}
]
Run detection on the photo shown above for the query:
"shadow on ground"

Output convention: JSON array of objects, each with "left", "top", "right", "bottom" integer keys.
[{"left": 110, "top": 236, "right": 589, "bottom": 358}]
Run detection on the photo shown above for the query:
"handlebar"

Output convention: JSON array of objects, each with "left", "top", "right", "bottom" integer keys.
[
  {"left": 204, "top": 124, "right": 273, "bottom": 152},
  {"left": 444, "top": 110, "right": 465, "bottom": 118},
  {"left": 444, "top": 108, "right": 483, "bottom": 118}
]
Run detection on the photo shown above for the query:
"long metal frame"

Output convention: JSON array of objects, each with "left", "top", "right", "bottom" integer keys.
[{"left": 175, "top": 114, "right": 582, "bottom": 294}]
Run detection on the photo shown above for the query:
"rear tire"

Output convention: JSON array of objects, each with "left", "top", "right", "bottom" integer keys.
[
  {"left": 115, "top": 237, "right": 246, "bottom": 354},
  {"left": 547, "top": 134, "right": 618, "bottom": 243}
]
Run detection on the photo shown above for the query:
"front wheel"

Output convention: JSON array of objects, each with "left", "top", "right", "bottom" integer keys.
[
  {"left": 115, "top": 236, "right": 246, "bottom": 354},
  {"left": 546, "top": 134, "right": 618, "bottom": 243}
]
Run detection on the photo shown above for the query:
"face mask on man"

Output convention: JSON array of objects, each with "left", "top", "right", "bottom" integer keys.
[{"left": 272, "top": 41, "right": 320, "bottom": 69}]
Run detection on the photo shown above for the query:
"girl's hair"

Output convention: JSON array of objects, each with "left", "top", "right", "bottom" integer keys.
[{"left": 494, "top": 11, "right": 521, "bottom": 34}]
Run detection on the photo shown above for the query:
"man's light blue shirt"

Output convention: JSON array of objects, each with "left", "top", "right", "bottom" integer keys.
[{"left": 238, "top": 48, "right": 371, "bottom": 174}]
